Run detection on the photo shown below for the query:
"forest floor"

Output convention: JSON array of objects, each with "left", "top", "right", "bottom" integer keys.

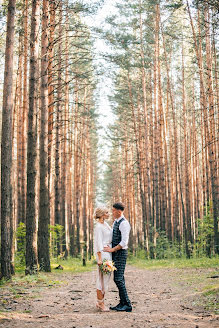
[{"left": 0, "top": 264, "right": 218, "bottom": 328}]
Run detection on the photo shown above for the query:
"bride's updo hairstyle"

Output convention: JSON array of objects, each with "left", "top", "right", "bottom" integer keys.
[{"left": 94, "top": 207, "right": 107, "bottom": 220}]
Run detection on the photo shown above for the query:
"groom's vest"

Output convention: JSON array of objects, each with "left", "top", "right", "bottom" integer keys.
[{"left": 112, "top": 218, "right": 125, "bottom": 248}]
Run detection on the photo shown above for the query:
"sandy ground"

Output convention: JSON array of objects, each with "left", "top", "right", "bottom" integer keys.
[{"left": 0, "top": 265, "right": 218, "bottom": 328}]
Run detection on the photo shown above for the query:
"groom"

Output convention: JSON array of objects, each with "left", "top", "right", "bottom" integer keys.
[{"left": 104, "top": 202, "right": 132, "bottom": 312}]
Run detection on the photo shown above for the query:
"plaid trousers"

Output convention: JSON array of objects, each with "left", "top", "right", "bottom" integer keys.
[{"left": 113, "top": 249, "right": 131, "bottom": 306}]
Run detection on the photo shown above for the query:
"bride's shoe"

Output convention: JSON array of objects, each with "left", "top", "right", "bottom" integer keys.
[{"left": 96, "top": 299, "right": 109, "bottom": 312}]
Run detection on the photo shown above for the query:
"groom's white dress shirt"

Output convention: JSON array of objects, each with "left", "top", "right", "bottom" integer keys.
[{"left": 113, "top": 216, "right": 131, "bottom": 249}]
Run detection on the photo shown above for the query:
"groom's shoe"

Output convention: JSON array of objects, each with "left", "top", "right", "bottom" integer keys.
[
  {"left": 115, "top": 304, "right": 132, "bottom": 312},
  {"left": 109, "top": 303, "right": 123, "bottom": 311}
]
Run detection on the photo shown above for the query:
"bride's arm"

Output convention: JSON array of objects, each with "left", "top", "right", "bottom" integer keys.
[
  {"left": 94, "top": 225, "right": 103, "bottom": 265},
  {"left": 97, "top": 252, "right": 102, "bottom": 265}
]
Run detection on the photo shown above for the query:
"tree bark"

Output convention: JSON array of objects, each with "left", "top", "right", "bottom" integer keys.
[
  {"left": 26, "top": 0, "right": 40, "bottom": 275},
  {"left": 38, "top": 0, "right": 51, "bottom": 272},
  {"left": 1, "top": 0, "right": 16, "bottom": 280},
  {"left": 54, "top": 1, "right": 63, "bottom": 256}
]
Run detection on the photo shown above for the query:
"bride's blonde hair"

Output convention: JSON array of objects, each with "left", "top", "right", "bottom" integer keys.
[{"left": 94, "top": 207, "right": 108, "bottom": 220}]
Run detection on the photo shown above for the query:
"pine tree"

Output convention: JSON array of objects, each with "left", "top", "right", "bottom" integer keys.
[
  {"left": 25, "top": 0, "right": 40, "bottom": 275},
  {"left": 1, "top": 0, "right": 16, "bottom": 280}
]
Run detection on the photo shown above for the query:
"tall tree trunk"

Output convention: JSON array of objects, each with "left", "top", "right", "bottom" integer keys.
[
  {"left": 74, "top": 81, "right": 81, "bottom": 256},
  {"left": 38, "top": 0, "right": 51, "bottom": 272},
  {"left": 162, "top": 30, "right": 180, "bottom": 243},
  {"left": 157, "top": 5, "right": 167, "bottom": 233},
  {"left": 62, "top": 11, "right": 69, "bottom": 257},
  {"left": 139, "top": 3, "right": 151, "bottom": 254},
  {"left": 182, "top": 41, "right": 193, "bottom": 248},
  {"left": 16, "top": 35, "right": 24, "bottom": 225},
  {"left": 26, "top": 0, "right": 40, "bottom": 275},
  {"left": 1, "top": 0, "right": 16, "bottom": 280},
  {"left": 21, "top": 0, "right": 28, "bottom": 225},
  {"left": 54, "top": 1, "right": 62, "bottom": 255},
  {"left": 153, "top": 6, "right": 160, "bottom": 255},
  {"left": 48, "top": 0, "right": 56, "bottom": 232},
  {"left": 48, "top": 0, "right": 55, "bottom": 178}
]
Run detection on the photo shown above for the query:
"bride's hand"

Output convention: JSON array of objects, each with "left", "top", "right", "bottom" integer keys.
[{"left": 97, "top": 260, "right": 102, "bottom": 266}]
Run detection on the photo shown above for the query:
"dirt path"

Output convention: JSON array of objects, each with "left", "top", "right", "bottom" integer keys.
[{"left": 0, "top": 265, "right": 218, "bottom": 328}]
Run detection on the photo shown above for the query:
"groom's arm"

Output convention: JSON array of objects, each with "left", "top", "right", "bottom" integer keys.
[
  {"left": 104, "top": 244, "right": 122, "bottom": 253},
  {"left": 119, "top": 221, "right": 130, "bottom": 248}
]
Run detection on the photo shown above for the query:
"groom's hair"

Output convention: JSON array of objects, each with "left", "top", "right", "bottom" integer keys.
[{"left": 113, "top": 202, "right": 125, "bottom": 211}]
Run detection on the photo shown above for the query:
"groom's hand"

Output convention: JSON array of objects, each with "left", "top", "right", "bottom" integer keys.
[
  {"left": 104, "top": 244, "right": 122, "bottom": 252},
  {"left": 103, "top": 246, "right": 113, "bottom": 253}
]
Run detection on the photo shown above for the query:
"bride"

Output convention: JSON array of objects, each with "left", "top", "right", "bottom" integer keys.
[{"left": 93, "top": 207, "right": 112, "bottom": 312}]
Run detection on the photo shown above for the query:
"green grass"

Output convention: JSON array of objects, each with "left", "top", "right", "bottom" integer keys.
[
  {"left": 202, "top": 285, "right": 219, "bottom": 313},
  {"left": 0, "top": 272, "right": 63, "bottom": 293},
  {"left": 0, "top": 257, "right": 95, "bottom": 288},
  {"left": 128, "top": 256, "right": 219, "bottom": 269},
  {"left": 195, "top": 283, "right": 219, "bottom": 314},
  {"left": 51, "top": 257, "right": 95, "bottom": 273},
  {"left": 203, "top": 285, "right": 219, "bottom": 295}
]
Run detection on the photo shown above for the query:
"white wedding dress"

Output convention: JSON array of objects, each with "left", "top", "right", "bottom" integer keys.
[{"left": 94, "top": 221, "right": 112, "bottom": 292}]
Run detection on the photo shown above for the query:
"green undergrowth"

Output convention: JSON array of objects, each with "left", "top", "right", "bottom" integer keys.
[
  {"left": 202, "top": 286, "right": 219, "bottom": 313},
  {"left": 187, "top": 273, "right": 219, "bottom": 314},
  {"left": 0, "top": 257, "right": 95, "bottom": 288},
  {"left": 128, "top": 256, "right": 219, "bottom": 269}
]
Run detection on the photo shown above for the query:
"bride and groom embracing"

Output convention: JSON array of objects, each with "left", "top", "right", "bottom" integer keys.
[{"left": 94, "top": 202, "right": 132, "bottom": 312}]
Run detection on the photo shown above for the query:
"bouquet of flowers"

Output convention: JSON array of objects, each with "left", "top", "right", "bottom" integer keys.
[{"left": 99, "top": 259, "right": 117, "bottom": 275}]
